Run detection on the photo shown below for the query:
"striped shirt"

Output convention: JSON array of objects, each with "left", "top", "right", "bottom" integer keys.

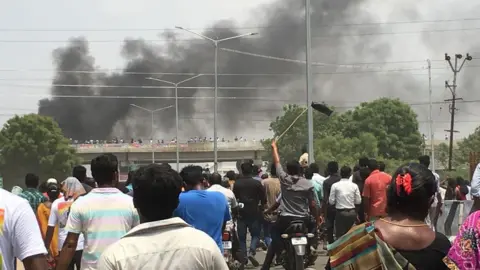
[
  {"left": 65, "top": 188, "right": 139, "bottom": 270},
  {"left": 19, "top": 188, "right": 47, "bottom": 212}
]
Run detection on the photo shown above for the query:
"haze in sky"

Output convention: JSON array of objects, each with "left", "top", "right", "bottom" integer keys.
[{"left": 1, "top": 0, "right": 480, "bottom": 141}]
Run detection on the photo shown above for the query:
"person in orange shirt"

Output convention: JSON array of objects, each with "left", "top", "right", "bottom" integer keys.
[{"left": 363, "top": 159, "right": 392, "bottom": 221}]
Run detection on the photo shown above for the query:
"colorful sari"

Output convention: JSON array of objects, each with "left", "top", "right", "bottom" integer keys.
[
  {"left": 444, "top": 210, "right": 480, "bottom": 269},
  {"left": 328, "top": 222, "right": 416, "bottom": 270}
]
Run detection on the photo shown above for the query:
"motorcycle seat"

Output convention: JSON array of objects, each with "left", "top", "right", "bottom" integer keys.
[{"left": 285, "top": 220, "right": 307, "bottom": 234}]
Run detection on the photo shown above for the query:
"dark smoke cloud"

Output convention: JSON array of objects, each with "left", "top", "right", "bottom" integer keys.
[{"left": 38, "top": 0, "right": 420, "bottom": 140}]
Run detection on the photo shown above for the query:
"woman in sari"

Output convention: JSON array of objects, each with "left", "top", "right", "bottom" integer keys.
[
  {"left": 444, "top": 210, "right": 480, "bottom": 269},
  {"left": 45, "top": 176, "right": 86, "bottom": 270},
  {"left": 37, "top": 183, "right": 61, "bottom": 258},
  {"left": 327, "top": 162, "right": 451, "bottom": 269}
]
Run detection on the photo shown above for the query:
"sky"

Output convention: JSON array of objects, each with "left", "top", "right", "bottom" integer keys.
[{"left": 1, "top": 0, "right": 480, "bottom": 142}]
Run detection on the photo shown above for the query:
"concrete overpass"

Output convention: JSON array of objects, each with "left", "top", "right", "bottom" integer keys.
[{"left": 72, "top": 141, "right": 265, "bottom": 165}]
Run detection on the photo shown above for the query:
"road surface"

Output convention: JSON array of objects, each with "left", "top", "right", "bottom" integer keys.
[
  {"left": 17, "top": 255, "right": 328, "bottom": 269},
  {"left": 252, "top": 251, "right": 328, "bottom": 269}
]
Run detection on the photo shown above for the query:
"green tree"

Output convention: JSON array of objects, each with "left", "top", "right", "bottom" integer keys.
[
  {"left": 0, "top": 114, "right": 80, "bottom": 189},
  {"left": 457, "top": 126, "right": 480, "bottom": 164},
  {"left": 315, "top": 133, "right": 379, "bottom": 167},
  {"left": 435, "top": 142, "right": 450, "bottom": 169},
  {"left": 344, "top": 98, "right": 423, "bottom": 160},
  {"left": 262, "top": 104, "right": 341, "bottom": 162}
]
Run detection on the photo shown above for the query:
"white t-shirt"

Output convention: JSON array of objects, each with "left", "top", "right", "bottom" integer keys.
[
  {"left": 0, "top": 188, "right": 47, "bottom": 270},
  {"left": 48, "top": 197, "right": 85, "bottom": 251},
  {"left": 207, "top": 184, "right": 238, "bottom": 212},
  {"left": 207, "top": 184, "right": 237, "bottom": 229}
]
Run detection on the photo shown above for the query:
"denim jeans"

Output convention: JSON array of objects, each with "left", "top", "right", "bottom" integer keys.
[
  {"left": 237, "top": 218, "right": 261, "bottom": 262},
  {"left": 263, "top": 220, "right": 274, "bottom": 247}
]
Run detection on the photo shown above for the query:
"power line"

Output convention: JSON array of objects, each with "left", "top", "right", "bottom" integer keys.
[
  {"left": 3, "top": 17, "right": 480, "bottom": 32},
  {"left": 1, "top": 27, "right": 480, "bottom": 44},
  {"left": 0, "top": 66, "right": 459, "bottom": 76},
  {"left": 3, "top": 90, "right": 480, "bottom": 107}
]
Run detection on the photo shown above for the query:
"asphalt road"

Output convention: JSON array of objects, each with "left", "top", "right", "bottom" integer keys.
[
  {"left": 250, "top": 251, "right": 328, "bottom": 269},
  {"left": 17, "top": 255, "right": 328, "bottom": 270}
]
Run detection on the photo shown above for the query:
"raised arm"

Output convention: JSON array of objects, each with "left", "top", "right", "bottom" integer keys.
[{"left": 271, "top": 140, "right": 288, "bottom": 183}]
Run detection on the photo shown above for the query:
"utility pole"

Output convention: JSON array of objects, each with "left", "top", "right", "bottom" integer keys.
[
  {"left": 444, "top": 53, "right": 472, "bottom": 170},
  {"left": 427, "top": 59, "right": 435, "bottom": 172}
]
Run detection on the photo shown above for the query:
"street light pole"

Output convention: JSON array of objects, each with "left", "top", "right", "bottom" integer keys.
[
  {"left": 305, "top": 0, "right": 314, "bottom": 164},
  {"left": 175, "top": 26, "right": 258, "bottom": 172},
  {"left": 146, "top": 74, "right": 203, "bottom": 171},
  {"left": 129, "top": 104, "right": 174, "bottom": 164}
]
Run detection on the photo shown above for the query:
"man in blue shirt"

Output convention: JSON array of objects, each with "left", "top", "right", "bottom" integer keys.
[{"left": 174, "top": 165, "right": 231, "bottom": 251}]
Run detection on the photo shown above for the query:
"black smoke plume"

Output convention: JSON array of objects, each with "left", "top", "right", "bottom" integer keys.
[{"left": 39, "top": 0, "right": 419, "bottom": 140}]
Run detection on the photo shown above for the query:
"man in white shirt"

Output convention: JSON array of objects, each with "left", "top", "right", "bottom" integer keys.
[
  {"left": 0, "top": 188, "right": 48, "bottom": 270},
  {"left": 207, "top": 173, "right": 238, "bottom": 229},
  {"left": 97, "top": 164, "right": 228, "bottom": 270},
  {"left": 328, "top": 166, "right": 361, "bottom": 239}
]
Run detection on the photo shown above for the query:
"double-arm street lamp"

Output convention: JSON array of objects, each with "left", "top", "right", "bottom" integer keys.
[
  {"left": 146, "top": 74, "right": 203, "bottom": 171},
  {"left": 175, "top": 26, "right": 258, "bottom": 172},
  {"left": 129, "top": 104, "right": 174, "bottom": 163}
]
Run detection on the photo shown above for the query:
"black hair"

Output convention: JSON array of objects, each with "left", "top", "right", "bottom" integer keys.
[
  {"left": 359, "top": 157, "right": 369, "bottom": 168},
  {"left": 220, "top": 180, "right": 231, "bottom": 189},
  {"left": 91, "top": 154, "right": 119, "bottom": 186},
  {"left": 327, "top": 161, "right": 339, "bottom": 174},
  {"left": 386, "top": 163, "right": 436, "bottom": 221},
  {"left": 252, "top": 165, "right": 260, "bottom": 175},
  {"left": 378, "top": 161, "right": 386, "bottom": 172},
  {"left": 25, "top": 173, "right": 39, "bottom": 188},
  {"left": 418, "top": 155, "right": 430, "bottom": 168},
  {"left": 72, "top": 165, "right": 87, "bottom": 183},
  {"left": 367, "top": 159, "right": 379, "bottom": 171},
  {"left": 304, "top": 168, "right": 314, "bottom": 180},
  {"left": 270, "top": 163, "right": 277, "bottom": 177},
  {"left": 38, "top": 181, "right": 48, "bottom": 193},
  {"left": 180, "top": 165, "right": 204, "bottom": 186},
  {"left": 456, "top": 176, "right": 464, "bottom": 186},
  {"left": 125, "top": 171, "right": 135, "bottom": 186},
  {"left": 261, "top": 173, "right": 269, "bottom": 179},
  {"left": 456, "top": 177, "right": 469, "bottom": 196},
  {"left": 240, "top": 161, "right": 253, "bottom": 176},
  {"left": 132, "top": 164, "right": 182, "bottom": 221},
  {"left": 226, "top": 170, "right": 236, "bottom": 180},
  {"left": 340, "top": 166, "right": 352, "bottom": 179},
  {"left": 444, "top": 177, "right": 456, "bottom": 200},
  {"left": 46, "top": 183, "right": 60, "bottom": 203},
  {"left": 353, "top": 164, "right": 360, "bottom": 172},
  {"left": 209, "top": 173, "right": 222, "bottom": 186},
  {"left": 309, "top": 163, "right": 320, "bottom": 174},
  {"left": 447, "top": 177, "right": 457, "bottom": 188},
  {"left": 286, "top": 160, "right": 301, "bottom": 176},
  {"left": 161, "top": 163, "right": 172, "bottom": 168}
]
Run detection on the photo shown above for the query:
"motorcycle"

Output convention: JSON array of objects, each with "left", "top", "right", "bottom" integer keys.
[
  {"left": 222, "top": 203, "right": 244, "bottom": 270},
  {"left": 279, "top": 220, "right": 315, "bottom": 270}
]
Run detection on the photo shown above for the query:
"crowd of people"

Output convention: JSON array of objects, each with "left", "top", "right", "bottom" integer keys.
[{"left": 2, "top": 140, "right": 480, "bottom": 269}]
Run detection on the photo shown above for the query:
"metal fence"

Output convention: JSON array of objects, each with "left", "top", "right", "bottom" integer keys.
[
  {"left": 437, "top": 200, "right": 473, "bottom": 238},
  {"left": 71, "top": 141, "right": 264, "bottom": 153}
]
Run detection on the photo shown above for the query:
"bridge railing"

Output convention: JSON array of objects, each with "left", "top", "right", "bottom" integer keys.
[{"left": 71, "top": 141, "right": 264, "bottom": 153}]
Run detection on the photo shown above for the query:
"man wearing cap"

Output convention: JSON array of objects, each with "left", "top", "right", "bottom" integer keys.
[{"left": 42, "top": 178, "right": 63, "bottom": 201}]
